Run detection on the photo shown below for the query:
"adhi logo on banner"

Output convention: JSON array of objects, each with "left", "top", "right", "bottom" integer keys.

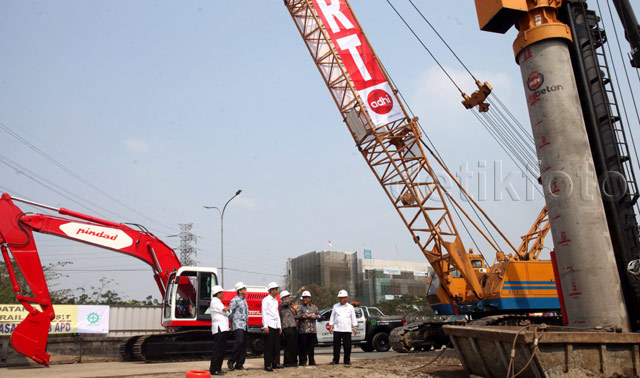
[
  {"left": 367, "top": 89, "right": 394, "bottom": 114},
  {"left": 312, "top": 0, "right": 404, "bottom": 127},
  {"left": 59, "top": 222, "right": 134, "bottom": 249}
]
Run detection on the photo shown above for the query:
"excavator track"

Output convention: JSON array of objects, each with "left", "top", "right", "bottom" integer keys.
[
  {"left": 119, "top": 335, "right": 140, "bottom": 361},
  {"left": 130, "top": 330, "right": 214, "bottom": 362}
]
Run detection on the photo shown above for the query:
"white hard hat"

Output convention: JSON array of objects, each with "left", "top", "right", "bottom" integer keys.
[
  {"left": 338, "top": 290, "right": 348, "bottom": 298},
  {"left": 212, "top": 285, "right": 224, "bottom": 295},
  {"left": 280, "top": 290, "right": 291, "bottom": 298},
  {"left": 302, "top": 291, "right": 311, "bottom": 297},
  {"left": 235, "top": 282, "right": 246, "bottom": 291},
  {"left": 267, "top": 282, "right": 279, "bottom": 290}
]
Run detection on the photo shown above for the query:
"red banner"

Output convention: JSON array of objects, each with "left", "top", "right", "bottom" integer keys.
[{"left": 312, "top": 0, "right": 404, "bottom": 127}]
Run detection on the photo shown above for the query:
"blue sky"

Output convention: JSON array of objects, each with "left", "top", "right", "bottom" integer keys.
[{"left": 1, "top": 1, "right": 638, "bottom": 300}]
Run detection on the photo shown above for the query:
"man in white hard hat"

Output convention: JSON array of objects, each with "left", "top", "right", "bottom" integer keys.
[
  {"left": 227, "top": 282, "right": 248, "bottom": 371},
  {"left": 261, "top": 282, "right": 282, "bottom": 372},
  {"left": 295, "top": 290, "right": 319, "bottom": 366},
  {"left": 329, "top": 290, "right": 357, "bottom": 366},
  {"left": 279, "top": 286, "right": 305, "bottom": 367},
  {"left": 209, "top": 285, "right": 229, "bottom": 376}
]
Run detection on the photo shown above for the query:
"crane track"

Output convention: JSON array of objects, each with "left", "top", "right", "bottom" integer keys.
[
  {"left": 390, "top": 320, "right": 450, "bottom": 353},
  {"left": 467, "top": 314, "right": 563, "bottom": 327},
  {"left": 390, "top": 314, "right": 563, "bottom": 353}
]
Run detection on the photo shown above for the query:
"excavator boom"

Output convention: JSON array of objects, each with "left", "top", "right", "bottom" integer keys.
[{"left": 0, "top": 193, "right": 183, "bottom": 365}]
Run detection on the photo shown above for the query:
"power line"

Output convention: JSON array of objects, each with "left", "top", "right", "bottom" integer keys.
[
  {"left": 384, "top": 0, "right": 463, "bottom": 93},
  {"left": 51, "top": 266, "right": 283, "bottom": 277},
  {"left": 224, "top": 267, "right": 283, "bottom": 277},
  {"left": 0, "top": 153, "right": 113, "bottom": 219},
  {"left": 0, "top": 120, "right": 176, "bottom": 234}
]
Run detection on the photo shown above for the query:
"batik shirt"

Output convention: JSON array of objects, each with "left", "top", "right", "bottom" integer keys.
[
  {"left": 279, "top": 288, "right": 303, "bottom": 329},
  {"left": 295, "top": 303, "right": 319, "bottom": 334},
  {"left": 229, "top": 295, "right": 248, "bottom": 331}
]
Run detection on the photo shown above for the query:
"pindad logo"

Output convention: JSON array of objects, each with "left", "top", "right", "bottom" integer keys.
[
  {"left": 59, "top": 222, "right": 134, "bottom": 249},
  {"left": 367, "top": 89, "right": 394, "bottom": 115}
]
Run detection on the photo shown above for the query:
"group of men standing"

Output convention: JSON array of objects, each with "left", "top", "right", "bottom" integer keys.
[
  {"left": 208, "top": 282, "right": 249, "bottom": 375},
  {"left": 207, "top": 281, "right": 358, "bottom": 375}
]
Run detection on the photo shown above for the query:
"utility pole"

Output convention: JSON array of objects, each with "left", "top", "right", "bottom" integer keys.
[
  {"left": 176, "top": 223, "right": 198, "bottom": 266},
  {"left": 204, "top": 189, "right": 242, "bottom": 288}
]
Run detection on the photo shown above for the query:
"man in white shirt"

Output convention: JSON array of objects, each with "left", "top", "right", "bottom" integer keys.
[
  {"left": 328, "top": 290, "right": 357, "bottom": 365},
  {"left": 261, "top": 282, "right": 283, "bottom": 372},
  {"left": 209, "top": 285, "right": 229, "bottom": 376}
]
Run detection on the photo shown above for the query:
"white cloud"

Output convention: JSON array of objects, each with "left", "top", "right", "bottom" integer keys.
[
  {"left": 122, "top": 138, "right": 151, "bottom": 153},
  {"left": 409, "top": 65, "right": 516, "bottom": 119},
  {"left": 234, "top": 196, "right": 257, "bottom": 209}
]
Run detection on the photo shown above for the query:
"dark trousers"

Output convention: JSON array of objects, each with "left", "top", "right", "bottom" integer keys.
[
  {"left": 263, "top": 327, "right": 280, "bottom": 368},
  {"left": 209, "top": 329, "right": 228, "bottom": 373},
  {"left": 333, "top": 331, "right": 352, "bottom": 364},
  {"left": 228, "top": 329, "right": 247, "bottom": 368},
  {"left": 282, "top": 327, "right": 297, "bottom": 365},
  {"left": 298, "top": 332, "right": 316, "bottom": 365}
]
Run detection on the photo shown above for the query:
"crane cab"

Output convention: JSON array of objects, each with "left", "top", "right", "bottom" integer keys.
[
  {"left": 161, "top": 266, "right": 219, "bottom": 329},
  {"left": 469, "top": 255, "right": 487, "bottom": 274}
]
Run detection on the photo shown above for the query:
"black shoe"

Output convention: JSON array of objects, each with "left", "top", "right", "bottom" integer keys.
[
  {"left": 235, "top": 365, "right": 247, "bottom": 371},
  {"left": 299, "top": 362, "right": 307, "bottom": 367},
  {"left": 227, "top": 361, "right": 235, "bottom": 371},
  {"left": 264, "top": 367, "right": 273, "bottom": 372},
  {"left": 344, "top": 362, "right": 351, "bottom": 366},
  {"left": 273, "top": 364, "right": 284, "bottom": 369},
  {"left": 329, "top": 361, "right": 339, "bottom": 365},
  {"left": 291, "top": 363, "right": 298, "bottom": 368},
  {"left": 213, "top": 372, "right": 225, "bottom": 376},
  {"left": 309, "top": 361, "right": 317, "bottom": 366}
]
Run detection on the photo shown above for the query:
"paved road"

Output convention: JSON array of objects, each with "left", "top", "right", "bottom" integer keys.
[{"left": 0, "top": 348, "right": 399, "bottom": 377}]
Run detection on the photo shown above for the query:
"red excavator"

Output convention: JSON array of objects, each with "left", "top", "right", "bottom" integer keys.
[{"left": 0, "top": 192, "right": 269, "bottom": 366}]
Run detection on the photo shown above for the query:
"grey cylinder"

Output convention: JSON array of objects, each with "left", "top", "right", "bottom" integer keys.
[{"left": 517, "top": 39, "right": 629, "bottom": 331}]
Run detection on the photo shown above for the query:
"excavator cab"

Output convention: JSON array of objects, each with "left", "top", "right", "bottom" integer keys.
[{"left": 162, "top": 267, "right": 219, "bottom": 328}]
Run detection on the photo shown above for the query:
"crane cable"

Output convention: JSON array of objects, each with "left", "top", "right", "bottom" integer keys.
[
  {"left": 382, "top": 1, "right": 547, "bottom": 256},
  {"left": 406, "top": 0, "right": 477, "bottom": 81},
  {"left": 598, "top": 0, "right": 640, "bottom": 217},
  {"left": 385, "top": 0, "right": 542, "bottom": 189},
  {"left": 378, "top": 58, "right": 506, "bottom": 263},
  {"left": 402, "top": 0, "right": 541, "bottom": 168},
  {"left": 384, "top": 0, "right": 464, "bottom": 94}
]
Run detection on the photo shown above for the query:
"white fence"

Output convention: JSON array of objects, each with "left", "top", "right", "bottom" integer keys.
[{"left": 108, "top": 306, "right": 164, "bottom": 337}]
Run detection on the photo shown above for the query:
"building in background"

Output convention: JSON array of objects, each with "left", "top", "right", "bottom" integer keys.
[
  {"left": 358, "top": 258, "right": 432, "bottom": 304},
  {"left": 287, "top": 250, "right": 358, "bottom": 298},
  {"left": 286, "top": 250, "right": 433, "bottom": 305}
]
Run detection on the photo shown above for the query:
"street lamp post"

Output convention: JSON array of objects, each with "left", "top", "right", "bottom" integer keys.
[{"left": 204, "top": 189, "right": 242, "bottom": 288}]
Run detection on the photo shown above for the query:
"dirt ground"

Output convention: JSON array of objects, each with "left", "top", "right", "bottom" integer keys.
[
  {"left": 1, "top": 348, "right": 466, "bottom": 377},
  {"left": 179, "top": 350, "right": 465, "bottom": 378},
  {"left": 284, "top": 350, "right": 465, "bottom": 378}
]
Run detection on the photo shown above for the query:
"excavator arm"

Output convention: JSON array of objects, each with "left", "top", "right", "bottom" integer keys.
[{"left": 0, "top": 193, "right": 183, "bottom": 366}]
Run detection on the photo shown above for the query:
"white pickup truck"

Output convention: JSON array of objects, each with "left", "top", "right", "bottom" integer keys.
[{"left": 315, "top": 305, "right": 406, "bottom": 352}]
